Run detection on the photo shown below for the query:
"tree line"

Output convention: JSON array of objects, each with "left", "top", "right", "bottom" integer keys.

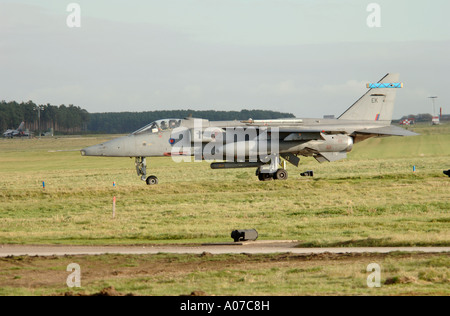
[
  {"left": 88, "top": 109, "right": 296, "bottom": 134},
  {"left": 0, "top": 100, "right": 295, "bottom": 135},
  {"left": 0, "top": 100, "right": 89, "bottom": 134},
  {"left": 2, "top": 100, "right": 447, "bottom": 135}
]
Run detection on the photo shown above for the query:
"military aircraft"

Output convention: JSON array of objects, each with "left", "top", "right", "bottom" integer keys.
[
  {"left": 3, "top": 122, "right": 30, "bottom": 138},
  {"left": 81, "top": 73, "right": 417, "bottom": 184}
]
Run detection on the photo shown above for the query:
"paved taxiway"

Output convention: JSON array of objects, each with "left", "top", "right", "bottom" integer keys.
[{"left": 1, "top": 242, "right": 449, "bottom": 257}]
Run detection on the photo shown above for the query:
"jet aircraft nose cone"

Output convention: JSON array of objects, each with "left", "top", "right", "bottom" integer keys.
[
  {"left": 80, "top": 136, "right": 136, "bottom": 157},
  {"left": 80, "top": 143, "right": 104, "bottom": 156}
]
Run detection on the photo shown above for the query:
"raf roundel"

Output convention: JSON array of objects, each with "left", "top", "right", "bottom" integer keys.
[{"left": 169, "top": 138, "right": 176, "bottom": 145}]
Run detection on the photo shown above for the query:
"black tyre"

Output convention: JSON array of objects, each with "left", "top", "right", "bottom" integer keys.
[
  {"left": 258, "top": 172, "right": 273, "bottom": 181},
  {"left": 146, "top": 175, "right": 159, "bottom": 185},
  {"left": 274, "top": 168, "right": 288, "bottom": 180}
]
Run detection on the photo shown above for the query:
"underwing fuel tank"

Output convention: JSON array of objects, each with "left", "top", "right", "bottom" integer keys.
[
  {"left": 205, "top": 134, "right": 354, "bottom": 159},
  {"left": 307, "top": 134, "right": 354, "bottom": 153}
]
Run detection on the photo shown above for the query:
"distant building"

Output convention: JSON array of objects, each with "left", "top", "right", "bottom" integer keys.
[
  {"left": 400, "top": 118, "right": 415, "bottom": 126},
  {"left": 323, "top": 115, "right": 335, "bottom": 119},
  {"left": 432, "top": 116, "right": 440, "bottom": 125}
]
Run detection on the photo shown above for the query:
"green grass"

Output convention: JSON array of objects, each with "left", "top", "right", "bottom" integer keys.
[
  {"left": 0, "top": 252, "right": 448, "bottom": 296},
  {"left": 0, "top": 124, "right": 449, "bottom": 246}
]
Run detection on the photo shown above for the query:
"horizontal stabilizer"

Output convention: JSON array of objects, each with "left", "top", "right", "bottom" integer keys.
[{"left": 354, "top": 126, "right": 418, "bottom": 137}]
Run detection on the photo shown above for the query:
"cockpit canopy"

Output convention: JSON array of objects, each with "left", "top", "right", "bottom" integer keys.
[{"left": 132, "top": 119, "right": 182, "bottom": 135}]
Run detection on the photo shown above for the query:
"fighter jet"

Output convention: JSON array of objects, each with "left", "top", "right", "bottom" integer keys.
[
  {"left": 81, "top": 73, "right": 417, "bottom": 184},
  {"left": 3, "top": 122, "right": 29, "bottom": 138}
]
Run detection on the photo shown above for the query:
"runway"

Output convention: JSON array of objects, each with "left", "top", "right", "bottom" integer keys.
[{"left": 1, "top": 241, "right": 449, "bottom": 257}]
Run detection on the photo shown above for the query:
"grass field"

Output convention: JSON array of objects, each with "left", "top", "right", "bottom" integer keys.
[
  {"left": 0, "top": 124, "right": 449, "bottom": 246},
  {"left": 0, "top": 252, "right": 448, "bottom": 296},
  {"left": 0, "top": 123, "right": 449, "bottom": 296}
]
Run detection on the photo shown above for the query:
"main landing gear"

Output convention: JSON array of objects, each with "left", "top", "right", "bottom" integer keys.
[
  {"left": 135, "top": 157, "right": 159, "bottom": 185},
  {"left": 256, "top": 168, "right": 288, "bottom": 181},
  {"left": 255, "top": 154, "right": 288, "bottom": 181}
]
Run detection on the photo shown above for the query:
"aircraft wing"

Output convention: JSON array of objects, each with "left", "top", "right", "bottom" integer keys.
[
  {"left": 266, "top": 127, "right": 348, "bottom": 142},
  {"left": 353, "top": 126, "right": 419, "bottom": 137},
  {"left": 263, "top": 126, "right": 418, "bottom": 140},
  {"left": 280, "top": 131, "right": 325, "bottom": 141}
]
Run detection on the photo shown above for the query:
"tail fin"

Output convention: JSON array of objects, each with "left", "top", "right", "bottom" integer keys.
[
  {"left": 18, "top": 122, "right": 25, "bottom": 131},
  {"left": 338, "top": 73, "right": 400, "bottom": 122},
  {"left": 17, "top": 122, "right": 25, "bottom": 132}
]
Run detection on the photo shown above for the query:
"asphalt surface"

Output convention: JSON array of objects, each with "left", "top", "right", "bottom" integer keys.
[{"left": 1, "top": 241, "right": 449, "bottom": 257}]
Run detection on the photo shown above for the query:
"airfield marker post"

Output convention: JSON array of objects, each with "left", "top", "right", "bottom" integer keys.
[
  {"left": 112, "top": 196, "right": 116, "bottom": 219},
  {"left": 112, "top": 181, "right": 116, "bottom": 219}
]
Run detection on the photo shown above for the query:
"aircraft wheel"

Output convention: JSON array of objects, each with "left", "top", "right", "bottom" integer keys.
[
  {"left": 274, "top": 168, "right": 288, "bottom": 180},
  {"left": 146, "top": 175, "right": 159, "bottom": 185},
  {"left": 258, "top": 173, "right": 273, "bottom": 181}
]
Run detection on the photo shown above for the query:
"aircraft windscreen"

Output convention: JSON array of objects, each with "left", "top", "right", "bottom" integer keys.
[{"left": 132, "top": 119, "right": 182, "bottom": 134}]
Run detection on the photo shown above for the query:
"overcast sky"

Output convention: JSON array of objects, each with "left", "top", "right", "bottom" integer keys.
[{"left": 1, "top": 0, "right": 449, "bottom": 118}]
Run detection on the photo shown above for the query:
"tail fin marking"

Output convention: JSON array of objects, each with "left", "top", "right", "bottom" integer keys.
[{"left": 338, "top": 73, "right": 401, "bottom": 123}]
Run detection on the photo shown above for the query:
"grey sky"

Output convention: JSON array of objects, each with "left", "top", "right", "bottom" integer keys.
[{"left": 1, "top": 0, "right": 449, "bottom": 118}]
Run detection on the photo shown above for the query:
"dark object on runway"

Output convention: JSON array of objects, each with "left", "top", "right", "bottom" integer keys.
[
  {"left": 231, "top": 229, "right": 258, "bottom": 242},
  {"left": 444, "top": 169, "right": 450, "bottom": 177},
  {"left": 300, "top": 170, "right": 314, "bottom": 177}
]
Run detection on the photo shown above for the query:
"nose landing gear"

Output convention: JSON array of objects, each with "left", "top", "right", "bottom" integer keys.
[
  {"left": 135, "top": 157, "right": 159, "bottom": 185},
  {"left": 145, "top": 175, "right": 159, "bottom": 185}
]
